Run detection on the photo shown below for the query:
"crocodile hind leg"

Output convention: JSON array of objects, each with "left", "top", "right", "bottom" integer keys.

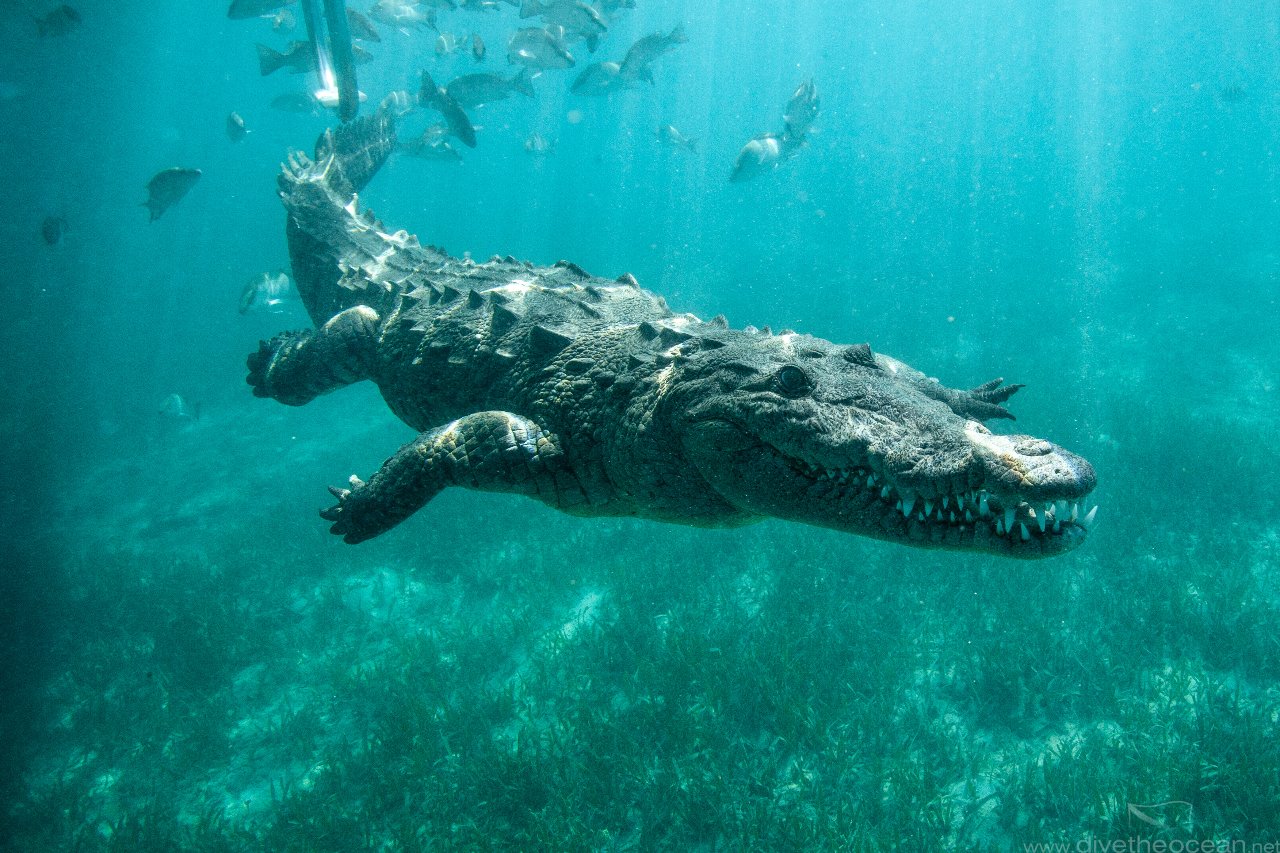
[
  {"left": 246, "top": 306, "right": 380, "bottom": 406},
  {"left": 320, "top": 411, "right": 585, "bottom": 543}
]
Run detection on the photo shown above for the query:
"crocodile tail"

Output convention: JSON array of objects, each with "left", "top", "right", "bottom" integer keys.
[{"left": 278, "top": 97, "right": 433, "bottom": 326}]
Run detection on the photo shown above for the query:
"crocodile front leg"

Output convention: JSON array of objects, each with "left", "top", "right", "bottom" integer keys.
[
  {"left": 246, "top": 305, "right": 380, "bottom": 406},
  {"left": 320, "top": 411, "right": 585, "bottom": 543}
]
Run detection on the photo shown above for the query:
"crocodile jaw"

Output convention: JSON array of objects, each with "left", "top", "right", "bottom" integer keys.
[{"left": 686, "top": 419, "right": 1097, "bottom": 559}]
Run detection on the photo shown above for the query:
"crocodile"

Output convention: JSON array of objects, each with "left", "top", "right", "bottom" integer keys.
[{"left": 247, "top": 105, "right": 1097, "bottom": 558}]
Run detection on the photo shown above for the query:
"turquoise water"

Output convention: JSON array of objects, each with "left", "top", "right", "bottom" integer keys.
[{"left": 4, "top": 0, "right": 1279, "bottom": 848}]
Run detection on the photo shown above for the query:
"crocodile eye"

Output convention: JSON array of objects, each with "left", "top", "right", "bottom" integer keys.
[{"left": 776, "top": 365, "right": 812, "bottom": 397}]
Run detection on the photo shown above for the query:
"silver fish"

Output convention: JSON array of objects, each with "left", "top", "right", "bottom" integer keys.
[
  {"left": 345, "top": 8, "right": 380, "bottom": 41},
  {"left": 507, "top": 27, "right": 574, "bottom": 70},
  {"left": 445, "top": 71, "right": 533, "bottom": 108},
  {"left": 270, "top": 92, "right": 319, "bottom": 113},
  {"left": 656, "top": 124, "right": 697, "bottom": 154},
  {"left": 226, "top": 111, "right": 248, "bottom": 142},
  {"left": 227, "top": 0, "right": 294, "bottom": 20},
  {"left": 239, "top": 271, "right": 295, "bottom": 314},
  {"left": 471, "top": 33, "right": 485, "bottom": 62},
  {"left": 729, "top": 134, "right": 784, "bottom": 184},
  {"left": 369, "top": 0, "right": 435, "bottom": 29},
  {"left": 783, "top": 79, "right": 820, "bottom": 140},
  {"left": 520, "top": 0, "right": 606, "bottom": 37},
  {"left": 524, "top": 131, "right": 554, "bottom": 156},
  {"left": 570, "top": 61, "right": 624, "bottom": 96},
  {"left": 420, "top": 71, "right": 477, "bottom": 147},
  {"left": 401, "top": 129, "right": 464, "bottom": 162},
  {"left": 620, "top": 23, "right": 685, "bottom": 81},
  {"left": 143, "top": 168, "right": 201, "bottom": 221},
  {"left": 159, "top": 394, "right": 200, "bottom": 423},
  {"left": 435, "top": 32, "right": 462, "bottom": 57},
  {"left": 257, "top": 41, "right": 373, "bottom": 75}
]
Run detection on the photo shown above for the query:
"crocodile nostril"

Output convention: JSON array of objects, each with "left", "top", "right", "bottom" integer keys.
[{"left": 1014, "top": 438, "right": 1054, "bottom": 457}]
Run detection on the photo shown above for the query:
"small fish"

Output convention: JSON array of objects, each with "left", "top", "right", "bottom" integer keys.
[
  {"left": 239, "top": 271, "right": 295, "bottom": 314},
  {"left": 570, "top": 61, "right": 624, "bottom": 96},
  {"left": 346, "top": 7, "right": 380, "bottom": 41},
  {"left": 783, "top": 79, "right": 819, "bottom": 140},
  {"left": 507, "top": 27, "right": 574, "bottom": 70},
  {"left": 619, "top": 23, "right": 685, "bottom": 81},
  {"left": 445, "top": 71, "right": 533, "bottom": 108},
  {"left": 401, "top": 129, "right": 464, "bottom": 162},
  {"left": 1219, "top": 83, "right": 1247, "bottom": 103},
  {"left": 226, "top": 111, "right": 248, "bottom": 142},
  {"left": 369, "top": 0, "right": 435, "bottom": 29},
  {"left": 435, "top": 32, "right": 462, "bottom": 57},
  {"left": 524, "top": 131, "right": 554, "bottom": 156},
  {"left": 420, "top": 71, "right": 477, "bottom": 147},
  {"left": 520, "top": 0, "right": 607, "bottom": 38},
  {"left": 270, "top": 92, "right": 319, "bottom": 113},
  {"left": 272, "top": 8, "right": 296, "bottom": 31},
  {"left": 471, "top": 33, "right": 486, "bottom": 62},
  {"left": 35, "top": 4, "right": 81, "bottom": 37},
  {"left": 258, "top": 41, "right": 372, "bottom": 75},
  {"left": 257, "top": 41, "right": 314, "bottom": 75},
  {"left": 656, "top": 124, "right": 697, "bottom": 154},
  {"left": 41, "top": 216, "right": 68, "bottom": 246},
  {"left": 159, "top": 394, "right": 200, "bottom": 423},
  {"left": 143, "top": 167, "right": 201, "bottom": 221},
  {"left": 729, "top": 134, "right": 784, "bottom": 183},
  {"left": 227, "top": 0, "right": 294, "bottom": 20},
  {"left": 598, "top": 0, "right": 635, "bottom": 13}
]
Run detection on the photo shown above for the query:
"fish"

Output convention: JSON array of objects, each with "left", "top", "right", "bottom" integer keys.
[
  {"left": 258, "top": 41, "right": 372, "bottom": 75},
  {"left": 471, "top": 33, "right": 485, "bottom": 62},
  {"left": 35, "top": 4, "right": 81, "bottom": 37},
  {"left": 239, "top": 271, "right": 295, "bottom": 314},
  {"left": 598, "top": 0, "right": 635, "bottom": 13},
  {"left": 270, "top": 92, "right": 320, "bottom": 113},
  {"left": 227, "top": 0, "right": 294, "bottom": 20},
  {"left": 369, "top": 0, "right": 435, "bottom": 29},
  {"left": 401, "top": 128, "right": 464, "bottom": 162},
  {"left": 143, "top": 167, "right": 201, "bottom": 221},
  {"left": 420, "top": 71, "right": 477, "bottom": 147},
  {"left": 159, "top": 394, "right": 200, "bottom": 423},
  {"left": 226, "top": 111, "right": 248, "bottom": 142},
  {"left": 507, "top": 27, "right": 574, "bottom": 70},
  {"left": 346, "top": 8, "right": 380, "bottom": 41},
  {"left": 41, "top": 216, "right": 68, "bottom": 246},
  {"left": 729, "top": 134, "right": 784, "bottom": 184},
  {"left": 435, "top": 32, "right": 462, "bottom": 57},
  {"left": 619, "top": 23, "right": 685, "bottom": 81},
  {"left": 272, "top": 8, "right": 296, "bottom": 31},
  {"left": 730, "top": 80, "right": 819, "bottom": 183},
  {"left": 257, "top": 41, "right": 314, "bottom": 75},
  {"left": 783, "top": 79, "right": 820, "bottom": 140},
  {"left": 519, "top": 0, "right": 607, "bottom": 38},
  {"left": 656, "top": 124, "right": 697, "bottom": 154},
  {"left": 570, "top": 61, "right": 624, "bottom": 96},
  {"left": 524, "top": 131, "right": 554, "bottom": 156},
  {"left": 444, "top": 71, "right": 533, "bottom": 108}
]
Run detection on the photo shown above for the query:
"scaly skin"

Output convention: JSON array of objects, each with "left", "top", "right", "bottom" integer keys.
[{"left": 247, "top": 106, "right": 1097, "bottom": 558}]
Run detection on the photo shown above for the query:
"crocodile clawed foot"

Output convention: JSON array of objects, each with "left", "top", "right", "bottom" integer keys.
[
  {"left": 320, "top": 475, "right": 370, "bottom": 542},
  {"left": 245, "top": 339, "right": 274, "bottom": 398}
]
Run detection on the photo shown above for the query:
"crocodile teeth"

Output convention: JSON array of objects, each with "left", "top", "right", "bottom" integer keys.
[
  {"left": 1003, "top": 506, "right": 1015, "bottom": 532},
  {"left": 901, "top": 493, "right": 917, "bottom": 518},
  {"left": 1020, "top": 522, "right": 1030, "bottom": 541},
  {"left": 1079, "top": 505, "right": 1098, "bottom": 529}
]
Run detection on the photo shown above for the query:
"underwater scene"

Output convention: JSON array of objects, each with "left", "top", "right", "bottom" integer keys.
[{"left": 4, "top": 0, "right": 1280, "bottom": 849}]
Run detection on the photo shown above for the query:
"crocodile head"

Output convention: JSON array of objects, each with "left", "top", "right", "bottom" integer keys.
[{"left": 664, "top": 327, "right": 1097, "bottom": 558}]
